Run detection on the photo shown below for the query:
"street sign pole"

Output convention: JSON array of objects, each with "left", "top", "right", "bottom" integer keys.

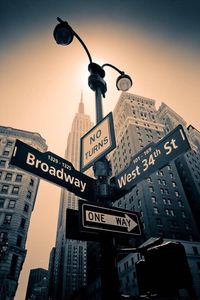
[{"left": 89, "top": 70, "right": 121, "bottom": 300}]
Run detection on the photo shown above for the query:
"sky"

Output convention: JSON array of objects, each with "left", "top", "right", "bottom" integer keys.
[{"left": 0, "top": 0, "right": 200, "bottom": 299}]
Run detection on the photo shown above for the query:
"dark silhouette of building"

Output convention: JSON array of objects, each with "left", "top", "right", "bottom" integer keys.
[{"left": 25, "top": 268, "right": 48, "bottom": 300}]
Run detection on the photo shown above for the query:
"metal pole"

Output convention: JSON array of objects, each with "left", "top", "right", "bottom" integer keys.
[
  {"left": 95, "top": 86, "right": 103, "bottom": 123},
  {"left": 92, "top": 84, "right": 120, "bottom": 300}
]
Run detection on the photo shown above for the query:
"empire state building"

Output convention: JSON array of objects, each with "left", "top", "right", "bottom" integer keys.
[{"left": 52, "top": 95, "right": 93, "bottom": 300}]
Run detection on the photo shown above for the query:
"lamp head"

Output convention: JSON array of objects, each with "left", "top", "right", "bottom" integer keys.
[
  {"left": 53, "top": 18, "right": 74, "bottom": 46},
  {"left": 116, "top": 73, "right": 133, "bottom": 91}
]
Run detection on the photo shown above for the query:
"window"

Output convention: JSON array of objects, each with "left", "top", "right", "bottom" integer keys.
[
  {"left": 165, "top": 209, "right": 170, "bottom": 215},
  {"left": 172, "top": 181, "right": 176, "bottom": 187},
  {"left": 178, "top": 201, "right": 184, "bottom": 207},
  {"left": 0, "top": 232, "right": 7, "bottom": 243},
  {"left": 15, "top": 174, "right": 22, "bottom": 182},
  {"left": 175, "top": 191, "right": 180, "bottom": 197},
  {"left": 138, "top": 199, "right": 141, "bottom": 207},
  {"left": 10, "top": 254, "right": 18, "bottom": 278},
  {"left": 8, "top": 200, "right": 16, "bottom": 209},
  {"left": 0, "top": 160, "right": 6, "bottom": 167},
  {"left": 16, "top": 235, "right": 22, "bottom": 247},
  {"left": 0, "top": 171, "right": 2, "bottom": 179},
  {"left": 147, "top": 177, "right": 152, "bottom": 183},
  {"left": 124, "top": 261, "right": 129, "bottom": 270},
  {"left": 154, "top": 207, "right": 159, "bottom": 214},
  {"left": 20, "top": 218, "right": 26, "bottom": 229},
  {"left": 163, "top": 198, "right": 167, "bottom": 204},
  {"left": 149, "top": 186, "right": 154, "bottom": 192},
  {"left": 1, "top": 185, "right": 9, "bottom": 194},
  {"left": 181, "top": 211, "right": 186, "bottom": 218},
  {"left": 165, "top": 189, "right": 169, "bottom": 194},
  {"left": 5, "top": 173, "right": 12, "bottom": 181},
  {"left": 0, "top": 198, "right": 5, "bottom": 208},
  {"left": 6, "top": 141, "right": 13, "bottom": 147},
  {"left": 170, "top": 209, "right": 175, "bottom": 216},
  {"left": 193, "top": 247, "right": 199, "bottom": 255},
  {"left": 3, "top": 150, "right": 9, "bottom": 156},
  {"left": 12, "top": 186, "right": 19, "bottom": 195},
  {"left": 3, "top": 214, "right": 12, "bottom": 224},
  {"left": 24, "top": 203, "right": 29, "bottom": 213},
  {"left": 151, "top": 196, "right": 156, "bottom": 203},
  {"left": 167, "top": 199, "right": 172, "bottom": 205},
  {"left": 29, "top": 179, "right": 34, "bottom": 186}
]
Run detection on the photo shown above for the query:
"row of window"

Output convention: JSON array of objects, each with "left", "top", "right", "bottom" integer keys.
[
  {"left": 0, "top": 198, "right": 29, "bottom": 212},
  {"left": 1, "top": 185, "right": 20, "bottom": 194},
  {"left": 0, "top": 172, "right": 23, "bottom": 182},
  {"left": 0, "top": 184, "right": 32, "bottom": 199},
  {"left": 152, "top": 207, "right": 187, "bottom": 218},
  {"left": 0, "top": 171, "right": 35, "bottom": 186},
  {"left": 2, "top": 214, "right": 27, "bottom": 229},
  {"left": 1, "top": 150, "right": 11, "bottom": 156},
  {"left": 148, "top": 185, "right": 180, "bottom": 197}
]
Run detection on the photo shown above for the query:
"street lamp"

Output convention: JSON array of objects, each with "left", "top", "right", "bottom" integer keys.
[
  {"left": 53, "top": 17, "right": 132, "bottom": 108},
  {"left": 53, "top": 17, "right": 132, "bottom": 193},
  {"left": 53, "top": 17, "right": 133, "bottom": 300}
]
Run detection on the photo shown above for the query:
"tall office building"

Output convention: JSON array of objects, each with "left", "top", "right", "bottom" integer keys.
[
  {"left": 109, "top": 92, "right": 200, "bottom": 297},
  {"left": 0, "top": 126, "right": 47, "bottom": 300},
  {"left": 158, "top": 103, "right": 200, "bottom": 234},
  {"left": 110, "top": 92, "right": 200, "bottom": 242},
  {"left": 52, "top": 96, "right": 93, "bottom": 299}
]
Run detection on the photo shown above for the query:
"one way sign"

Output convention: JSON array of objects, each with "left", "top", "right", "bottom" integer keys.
[{"left": 79, "top": 201, "right": 142, "bottom": 237}]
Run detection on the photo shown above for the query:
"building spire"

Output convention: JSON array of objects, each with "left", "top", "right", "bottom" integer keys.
[{"left": 78, "top": 91, "right": 84, "bottom": 114}]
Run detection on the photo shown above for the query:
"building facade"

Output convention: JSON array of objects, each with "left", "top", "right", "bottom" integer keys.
[
  {"left": 111, "top": 93, "right": 200, "bottom": 242},
  {"left": 109, "top": 92, "right": 200, "bottom": 297},
  {"left": 0, "top": 126, "right": 47, "bottom": 300},
  {"left": 51, "top": 97, "right": 93, "bottom": 299},
  {"left": 25, "top": 267, "right": 48, "bottom": 300}
]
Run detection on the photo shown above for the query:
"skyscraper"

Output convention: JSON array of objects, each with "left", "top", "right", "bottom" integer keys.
[
  {"left": 158, "top": 103, "right": 200, "bottom": 234},
  {"left": 110, "top": 92, "right": 200, "bottom": 242},
  {"left": 109, "top": 92, "right": 200, "bottom": 297},
  {"left": 0, "top": 126, "right": 47, "bottom": 300},
  {"left": 52, "top": 96, "right": 93, "bottom": 299}
]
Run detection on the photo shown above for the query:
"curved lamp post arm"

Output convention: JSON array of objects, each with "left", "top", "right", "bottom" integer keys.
[{"left": 102, "top": 63, "right": 124, "bottom": 75}]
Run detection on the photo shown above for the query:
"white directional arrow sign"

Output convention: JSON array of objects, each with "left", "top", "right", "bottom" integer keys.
[
  {"left": 80, "top": 201, "right": 142, "bottom": 237},
  {"left": 85, "top": 210, "right": 137, "bottom": 232}
]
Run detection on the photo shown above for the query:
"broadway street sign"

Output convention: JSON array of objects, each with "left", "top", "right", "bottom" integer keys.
[
  {"left": 80, "top": 112, "right": 116, "bottom": 172},
  {"left": 112, "top": 124, "right": 190, "bottom": 192},
  {"left": 10, "top": 139, "right": 96, "bottom": 201},
  {"left": 80, "top": 201, "right": 142, "bottom": 236}
]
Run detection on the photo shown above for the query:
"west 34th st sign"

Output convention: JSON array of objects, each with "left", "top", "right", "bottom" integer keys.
[
  {"left": 112, "top": 124, "right": 191, "bottom": 192},
  {"left": 10, "top": 139, "right": 96, "bottom": 201}
]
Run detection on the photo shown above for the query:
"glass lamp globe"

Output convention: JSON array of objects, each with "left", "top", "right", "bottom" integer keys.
[
  {"left": 116, "top": 74, "right": 132, "bottom": 91},
  {"left": 53, "top": 22, "right": 74, "bottom": 46}
]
